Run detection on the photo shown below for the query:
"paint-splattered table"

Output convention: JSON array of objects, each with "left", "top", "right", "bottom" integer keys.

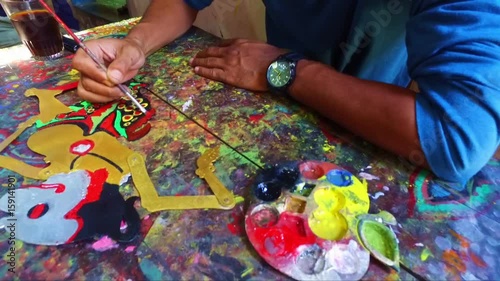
[{"left": 0, "top": 18, "right": 499, "bottom": 281}]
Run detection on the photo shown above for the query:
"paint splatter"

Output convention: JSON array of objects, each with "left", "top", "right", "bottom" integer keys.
[
  {"left": 92, "top": 236, "right": 119, "bottom": 252},
  {"left": 369, "top": 192, "right": 385, "bottom": 200},
  {"left": 125, "top": 246, "right": 136, "bottom": 253},
  {"left": 182, "top": 96, "right": 193, "bottom": 111},
  {"left": 359, "top": 172, "right": 380, "bottom": 181},
  {"left": 420, "top": 247, "right": 433, "bottom": 261}
]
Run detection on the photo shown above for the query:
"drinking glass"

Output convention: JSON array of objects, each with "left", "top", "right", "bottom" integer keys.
[{"left": 1, "top": 0, "right": 64, "bottom": 60}]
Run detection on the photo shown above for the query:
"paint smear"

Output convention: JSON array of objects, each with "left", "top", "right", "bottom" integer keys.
[
  {"left": 359, "top": 172, "right": 380, "bottom": 181},
  {"left": 92, "top": 236, "right": 118, "bottom": 252},
  {"left": 369, "top": 192, "right": 385, "bottom": 200},
  {"left": 182, "top": 97, "right": 193, "bottom": 111},
  {"left": 420, "top": 247, "right": 433, "bottom": 261},
  {"left": 125, "top": 246, "right": 136, "bottom": 253}
]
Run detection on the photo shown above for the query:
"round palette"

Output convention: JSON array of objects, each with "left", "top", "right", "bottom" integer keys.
[{"left": 245, "top": 161, "right": 372, "bottom": 280}]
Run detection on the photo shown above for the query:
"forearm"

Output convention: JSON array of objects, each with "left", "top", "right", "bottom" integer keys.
[
  {"left": 289, "top": 60, "right": 428, "bottom": 167},
  {"left": 126, "top": 0, "right": 198, "bottom": 56}
]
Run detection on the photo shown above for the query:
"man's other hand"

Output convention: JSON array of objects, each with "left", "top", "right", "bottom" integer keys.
[{"left": 190, "top": 39, "right": 286, "bottom": 92}]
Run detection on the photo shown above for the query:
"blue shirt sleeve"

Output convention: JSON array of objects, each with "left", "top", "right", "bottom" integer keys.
[
  {"left": 184, "top": 0, "right": 213, "bottom": 10},
  {"left": 407, "top": 0, "right": 500, "bottom": 183}
]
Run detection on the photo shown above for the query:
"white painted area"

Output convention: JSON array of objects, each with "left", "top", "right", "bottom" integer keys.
[
  {"left": 182, "top": 96, "right": 193, "bottom": 112},
  {"left": 358, "top": 172, "right": 380, "bottom": 181},
  {"left": 120, "top": 173, "right": 131, "bottom": 186},
  {"left": 369, "top": 192, "right": 385, "bottom": 200},
  {"left": 72, "top": 143, "right": 92, "bottom": 154}
]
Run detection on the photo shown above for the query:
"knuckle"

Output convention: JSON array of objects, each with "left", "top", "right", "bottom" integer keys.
[
  {"left": 80, "top": 77, "right": 90, "bottom": 90},
  {"left": 211, "top": 69, "right": 220, "bottom": 79},
  {"left": 227, "top": 57, "right": 238, "bottom": 66},
  {"left": 207, "top": 47, "right": 218, "bottom": 55},
  {"left": 207, "top": 57, "right": 216, "bottom": 65}
]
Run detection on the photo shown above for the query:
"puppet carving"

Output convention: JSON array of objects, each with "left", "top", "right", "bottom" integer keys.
[
  {"left": 36, "top": 83, "right": 155, "bottom": 141},
  {"left": 1, "top": 124, "right": 134, "bottom": 185},
  {"left": 0, "top": 169, "right": 140, "bottom": 245},
  {"left": 1, "top": 86, "right": 235, "bottom": 213},
  {"left": 0, "top": 88, "right": 70, "bottom": 153}
]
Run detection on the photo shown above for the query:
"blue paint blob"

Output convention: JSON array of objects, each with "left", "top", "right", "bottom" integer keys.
[{"left": 326, "top": 169, "right": 353, "bottom": 187}]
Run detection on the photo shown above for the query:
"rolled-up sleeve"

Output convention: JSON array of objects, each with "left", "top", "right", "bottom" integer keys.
[
  {"left": 407, "top": 0, "right": 500, "bottom": 183},
  {"left": 184, "top": 0, "right": 213, "bottom": 10}
]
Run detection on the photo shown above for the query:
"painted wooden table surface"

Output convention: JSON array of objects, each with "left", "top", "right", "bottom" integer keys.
[{"left": 0, "top": 18, "right": 499, "bottom": 281}]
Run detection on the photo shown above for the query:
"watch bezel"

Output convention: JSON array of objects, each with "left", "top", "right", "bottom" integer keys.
[{"left": 266, "top": 59, "right": 293, "bottom": 89}]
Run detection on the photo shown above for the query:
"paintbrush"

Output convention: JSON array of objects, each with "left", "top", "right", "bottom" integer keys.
[{"left": 38, "top": 0, "right": 147, "bottom": 114}]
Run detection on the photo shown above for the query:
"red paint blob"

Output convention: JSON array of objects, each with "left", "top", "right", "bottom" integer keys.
[
  {"left": 69, "top": 139, "right": 95, "bottom": 156},
  {"left": 249, "top": 113, "right": 265, "bottom": 123},
  {"left": 28, "top": 203, "right": 49, "bottom": 219},
  {"left": 299, "top": 162, "right": 325, "bottom": 180}
]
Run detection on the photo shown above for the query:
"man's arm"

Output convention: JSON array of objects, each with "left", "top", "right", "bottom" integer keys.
[
  {"left": 288, "top": 61, "right": 424, "bottom": 168},
  {"left": 126, "top": 0, "right": 199, "bottom": 56},
  {"left": 291, "top": 0, "right": 500, "bottom": 183}
]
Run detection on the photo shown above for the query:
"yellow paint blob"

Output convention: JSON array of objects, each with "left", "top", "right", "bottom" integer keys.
[
  {"left": 308, "top": 189, "right": 348, "bottom": 240},
  {"left": 306, "top": 167, "right": 370, "bottom": 240}
]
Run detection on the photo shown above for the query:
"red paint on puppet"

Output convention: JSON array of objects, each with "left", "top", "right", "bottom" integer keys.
[
  {"left": 28, "top": 203, "right": 49, "bottom": 219},
  {"left": 69, "top": 139, "right": 95, "bottom": 156},
  {"left": 65, "top": 169, "right": 108, "bottom": 243}
]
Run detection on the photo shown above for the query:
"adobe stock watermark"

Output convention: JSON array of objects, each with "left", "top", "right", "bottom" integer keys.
[
  {"left": 4, "top": 176, "right": 17, "bottom": 274},
  {"left": 340, "top": 0, "right": 408, "bottom": 57}
]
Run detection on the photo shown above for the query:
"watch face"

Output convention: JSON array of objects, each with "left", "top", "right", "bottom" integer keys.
[{"left": 267, "top": 60, "right": 292, "bottom": 88}]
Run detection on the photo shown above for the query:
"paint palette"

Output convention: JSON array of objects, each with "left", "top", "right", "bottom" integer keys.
[{"left": 245, "top": 161, "right": 372, "bottom": 280}]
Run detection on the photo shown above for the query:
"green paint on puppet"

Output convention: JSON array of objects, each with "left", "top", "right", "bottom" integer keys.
[{"left": 114, "top": 110, "right": 127, "bottom": 138}]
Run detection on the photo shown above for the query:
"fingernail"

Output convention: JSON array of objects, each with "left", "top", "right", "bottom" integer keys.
[
  {"left": 189, "top": 58, "right": 194, "bottom": 64},
  {"left": 108, "top": 70, "right": 123, "bottom": 83},
  {"left": 194, "top": 67, "right": 199, "bottom": 72}
]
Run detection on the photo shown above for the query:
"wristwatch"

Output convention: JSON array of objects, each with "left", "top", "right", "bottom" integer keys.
[{"left": 266, "top": 52, "right": 304, "bottom": 95}]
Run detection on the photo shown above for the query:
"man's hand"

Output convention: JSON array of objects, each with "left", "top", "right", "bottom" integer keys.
[
  {"left": 190, "top": 39, "right": 287, "bottom": 92},
  {"left": 72, "top": 38, "right": 146, "bottom": 103}
]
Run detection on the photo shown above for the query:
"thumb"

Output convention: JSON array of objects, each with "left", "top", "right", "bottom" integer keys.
[{"left": 107, "top": 42, "right": 145, "bottom": 84}]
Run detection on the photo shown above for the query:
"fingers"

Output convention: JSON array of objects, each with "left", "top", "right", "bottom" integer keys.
[
  {"left": 190, "top": 56, "right": 226, "bottom": 69},
  {"left": 195, "top": 46, "right": 228, "bottom": 59},
  {"left": 76, "top": 80, "right": 119, "bottom": 104},
  {"left": 72, "top": 38, "right": 145, "bottom": 103},
  {"left": 72, "top": 47, "right": 111, "bottom": 87},
  {"left": 107, "top": 41, "right": 145, "bottom": 84},
  {"left": 193, "top": 67, "right": 226, "bottom": 82}
]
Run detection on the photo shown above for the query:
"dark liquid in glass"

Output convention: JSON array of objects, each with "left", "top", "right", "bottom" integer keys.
[{"left": 10, "top": 10, "right": 63, "bottom": 57}]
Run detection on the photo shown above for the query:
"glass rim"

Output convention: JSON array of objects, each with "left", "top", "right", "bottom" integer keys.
[{"left": 1, "top": 0, "right": 41, "bottom": 3}]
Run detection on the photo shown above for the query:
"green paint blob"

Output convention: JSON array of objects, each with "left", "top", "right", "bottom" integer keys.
[
  {"left": 358, "top": 219, "right": 399, "bottom": 270},
  {"left": 360, "top": 221, "right": 397, "bottom": 259}
]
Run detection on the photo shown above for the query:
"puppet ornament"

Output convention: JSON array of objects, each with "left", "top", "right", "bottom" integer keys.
[{"left": 0, "top": 169, "right": 140, "bottom": 246}]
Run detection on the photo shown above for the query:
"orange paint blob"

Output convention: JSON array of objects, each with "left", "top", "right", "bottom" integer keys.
[{"left": 443, "top": 250, "right": 466, "bottom": 274}]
